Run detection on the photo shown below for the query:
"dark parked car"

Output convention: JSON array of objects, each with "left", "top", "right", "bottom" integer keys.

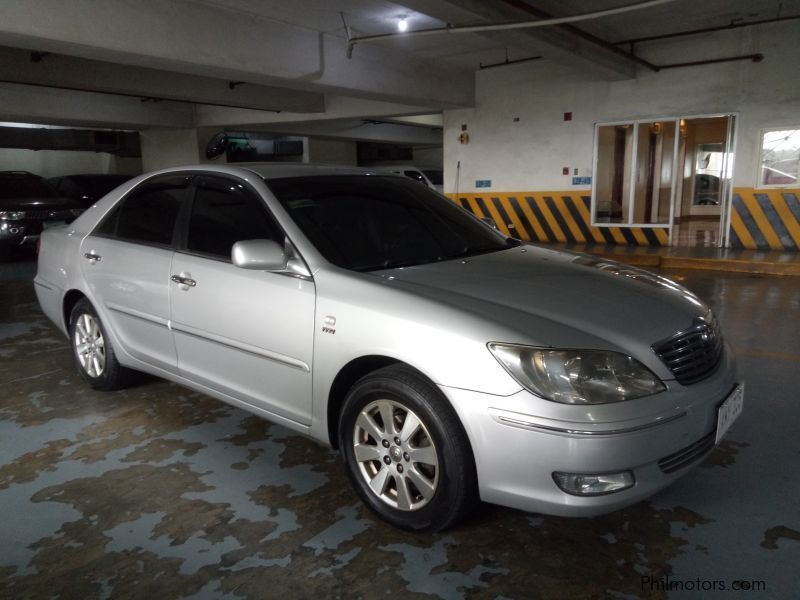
[
  {"left": 0, "top": 171, "right": 85, "bottom": 260},
  {"left": 49, "top": 174, "right": 134, "bottom": 207}
]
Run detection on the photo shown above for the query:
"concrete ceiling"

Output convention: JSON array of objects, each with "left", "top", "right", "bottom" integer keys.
[{"left": 0, "top": 0, "right": 797, "bottom": 141}]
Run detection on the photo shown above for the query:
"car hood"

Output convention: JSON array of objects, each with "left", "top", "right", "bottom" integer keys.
[
  {"left": 371, "top": 245, "right": 708, "bottom": 358},
  {"left": 0, "top": 195, "right": 83, "bottom": 210}
]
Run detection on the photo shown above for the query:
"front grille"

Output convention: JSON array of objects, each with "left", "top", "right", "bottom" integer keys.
[
  {"left": 652, "top": 316, "right": 723, "bottom": 385},
  {"left": 658, "top": 431, "right": 715, "bottom": 474},
  {"left": 24, "top": 208, "right": 79, "bottom": 221}
]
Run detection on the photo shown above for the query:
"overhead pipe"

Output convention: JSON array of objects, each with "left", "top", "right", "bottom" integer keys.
[
  {"left": 502, "top": 0, "right": 769, "bottom": 72},
  {"left": 497, "top": 0, "right": 659, "bottom": 71},
  {"left": 480, "top": 54, "right": 542, "bottom": 70},
  {"left": 656, "top": 53, "right": 764, "bottom": 70},
  {"left": 613, "top": 14, "right": 800, "bottom": 46},
  {"left": 345, "top": 0, "right": 678, "bottom": 60}
]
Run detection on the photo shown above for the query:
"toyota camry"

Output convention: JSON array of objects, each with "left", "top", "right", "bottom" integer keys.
[{"left": 34, "top": 163, "right": 743, "bottom": 531}]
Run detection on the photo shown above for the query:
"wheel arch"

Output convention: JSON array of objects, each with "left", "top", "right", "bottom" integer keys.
[
  {"left": 62, "top": 289, "right": 88, "bottom": 330},
  {"left": 327, "top": 355, "right": 400, "bottom": 448}
]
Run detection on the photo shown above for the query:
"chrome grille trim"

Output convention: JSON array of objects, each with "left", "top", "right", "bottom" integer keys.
[{"left": 652, "top": 315, "right": 723, "bottom": 385}]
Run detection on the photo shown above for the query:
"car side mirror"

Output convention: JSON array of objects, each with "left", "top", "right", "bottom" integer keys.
[{"left": 231, "top": 239, "right": 287, "bottom": 270}]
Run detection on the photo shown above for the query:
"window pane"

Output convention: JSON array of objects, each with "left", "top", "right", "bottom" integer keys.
[
  {"left": 760, "top": 129, "right": 799, "bottom": 186},
  {"left": 594, "top": 124, "right": 633, "bottom": 223},
  {"left": 632, "top": 121, "right": 675, "bottom": 224},
  {"left": 693, "top": 143, "right": 724, "bottom": 206},
  {"left": 115, "top": 179, "right": 185, "bottom": 245},
  {"left": 187, "top": 178, "right": 281, "bottom": 259},
  {"left": 266, "top": 175, "right": 516, "bottom": 271}
]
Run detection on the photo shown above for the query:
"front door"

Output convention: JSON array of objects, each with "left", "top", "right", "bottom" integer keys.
[
  {"left": 169, "top": 175, "right": 315, "bottom": 425},
  {"left": 672, "top": 115, "right": 736, "bottom": 247}
]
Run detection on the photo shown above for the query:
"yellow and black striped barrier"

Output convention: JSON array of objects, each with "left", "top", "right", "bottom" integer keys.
[
  {"left": 451, "top": 189, "right": 800, "bottom": 250},
  {"left": 450, "top": 192, "right": 669, "bottom": 246},
  {"left": 730, "top": 189, "right": 800, "bottom": 251}
]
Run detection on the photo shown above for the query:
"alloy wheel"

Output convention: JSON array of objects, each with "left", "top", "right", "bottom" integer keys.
[
  {"left": 74, "top": 313, "right": 106, "bottom": 378},
  {"left": 352, "top": 399, "right": 439, "bottom": 511}
]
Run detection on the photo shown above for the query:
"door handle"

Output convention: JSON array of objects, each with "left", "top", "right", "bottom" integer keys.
[
  {"left": 84, "top": 251, "right": 102, "bottom": 262},
  {"left": 170, "top": 274, "right": 197, "bottom": 287}
]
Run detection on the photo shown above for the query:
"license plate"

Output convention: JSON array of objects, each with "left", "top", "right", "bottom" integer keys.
[
  {"left": 716, "top": 384, "right": 744, "bottom": 444},
  {"left": 42, "top": 220, "right": 66, "bottom": 230}
]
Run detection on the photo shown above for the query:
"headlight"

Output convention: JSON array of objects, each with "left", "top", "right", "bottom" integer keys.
[
  {"left": 0, "top": 211, "right": 26, "bottom": 220},
  {"left": 488, "top": 343, "right": 665, "bottom": 404}
]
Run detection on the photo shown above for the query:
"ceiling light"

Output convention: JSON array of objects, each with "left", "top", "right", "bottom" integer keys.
[{"left": 397, "top": 17, "right": 408, "bottom": 32}]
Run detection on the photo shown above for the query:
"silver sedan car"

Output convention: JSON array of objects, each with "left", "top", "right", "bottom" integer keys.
[{"left": 34, "top": 164, "right": 743, "bottom": 531}]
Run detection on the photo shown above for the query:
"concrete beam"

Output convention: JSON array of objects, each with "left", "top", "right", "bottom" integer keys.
[
  {"left": 0, "top": 47, "right": 324, "bottom": 113},
  {"left": 0, "top": 0, "right": 474, "bottom": 108},
  {"left": 0, "top": 82, "right": 195, "bottom": 129},
  {"left": 209, "top": 119, "right": 443, "bottom": 146},
  {"left": 196, "top": 95, "right": 437, "bottom": 128}
]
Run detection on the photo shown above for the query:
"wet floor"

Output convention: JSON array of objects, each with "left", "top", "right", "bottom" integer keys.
[{"left": 1, "top": 258, "right": 799, "bottom": 599}]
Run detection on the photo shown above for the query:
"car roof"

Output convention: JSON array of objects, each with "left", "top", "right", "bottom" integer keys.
[
  {"left": 369, "top": 165, "right": 425, "bottom": 171},
  {"left": 237, "top": 163, "right": 383, "bottom": 180},
  {"left": 0, "top": 171, "right": 42, "bottom": 178},
  {"left": 58, "top": 174, "right": 133, "bottom": 180}
]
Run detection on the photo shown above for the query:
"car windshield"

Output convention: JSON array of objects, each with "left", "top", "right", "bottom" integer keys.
[
  {"left": 266, "top": 175, "right": 518, "bottom": 272},
  {"left": 0, "top": 173, "right": 58, "bottom": 199},
  {"left": 422, "top": 169, "right": 443, "bottom": 185}
]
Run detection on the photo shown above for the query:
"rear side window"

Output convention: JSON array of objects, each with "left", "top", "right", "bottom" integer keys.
[
  {"left": 185, "top": 176, "right": 282, "bottom": 260},
  {"left": 95, "top": 176, "right": 188, "bottom": 246}
]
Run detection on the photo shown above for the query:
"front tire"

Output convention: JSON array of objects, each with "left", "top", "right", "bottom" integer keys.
[
  {"left": 339, "top": 365, "right": 477, "bottom": 532},
  {"left": 69, "top": 298, "right": 133, "bottom": 391}
]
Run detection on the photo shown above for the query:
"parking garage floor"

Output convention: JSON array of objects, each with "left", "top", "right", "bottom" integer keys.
[{"left": 1, "top": 258, "right": 799, "bottom": 599}]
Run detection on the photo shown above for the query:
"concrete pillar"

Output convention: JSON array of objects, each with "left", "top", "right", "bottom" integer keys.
[{"left": 140, "top": 129, "right": 201, "bottom": 172}]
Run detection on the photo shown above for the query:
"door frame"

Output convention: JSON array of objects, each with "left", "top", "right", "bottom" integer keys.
[{"left": 592, "top": 111, "right": 739, "bottom": 247}]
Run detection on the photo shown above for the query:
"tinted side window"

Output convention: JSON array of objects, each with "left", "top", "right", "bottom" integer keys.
[
  {"left": 186, "top": 177, "right": 282, "bottom": 260},
  {"left": 98, "top": 176, "right": 187, "bottom": 245}
]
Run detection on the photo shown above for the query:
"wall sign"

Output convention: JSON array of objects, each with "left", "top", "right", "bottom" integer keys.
[
  {"left": 475, "top": 179, "right": 491, "bottom": 188},
  {"left": 572, "top": 176, "right": 592, "bottom": 185}
]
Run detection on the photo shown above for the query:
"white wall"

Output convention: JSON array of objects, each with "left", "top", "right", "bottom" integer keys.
[
  {"left": 0, "top": 148, "right": 141, "bottom": 177},
  {"left": 140, "top": 128, "right": 201, "bottom": 172},
  {"left": 443, "top": 20, "right": 800, "bottom": 193}
]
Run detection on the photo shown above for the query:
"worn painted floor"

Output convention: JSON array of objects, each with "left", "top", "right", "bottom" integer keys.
[{"left": 1, "top": 257, "right": 799, "bottom": 599}]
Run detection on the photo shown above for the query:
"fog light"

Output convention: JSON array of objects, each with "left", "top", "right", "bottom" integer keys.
[{"left": 553, "top": 471, "right": 634, "bottom": 496}]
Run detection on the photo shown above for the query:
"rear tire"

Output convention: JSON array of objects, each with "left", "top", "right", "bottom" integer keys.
[
  {"left": 69, "top": 298, "right": 133, "bottom": 391},
  {"left": 339, "top": 364, "right": 477, "bottom": 532}
]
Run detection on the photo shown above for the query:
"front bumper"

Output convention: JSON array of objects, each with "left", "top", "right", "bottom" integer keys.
[{"left": 441, "top": 347, "right": 739, "bottom": 517}]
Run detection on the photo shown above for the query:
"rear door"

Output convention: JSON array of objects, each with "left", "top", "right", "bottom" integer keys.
[
  {"left": 169, "top": 174, "right": 315, "bottom": 424},
  {"left": 80, "top": 174, "right": 189, "bottom": 374}
]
